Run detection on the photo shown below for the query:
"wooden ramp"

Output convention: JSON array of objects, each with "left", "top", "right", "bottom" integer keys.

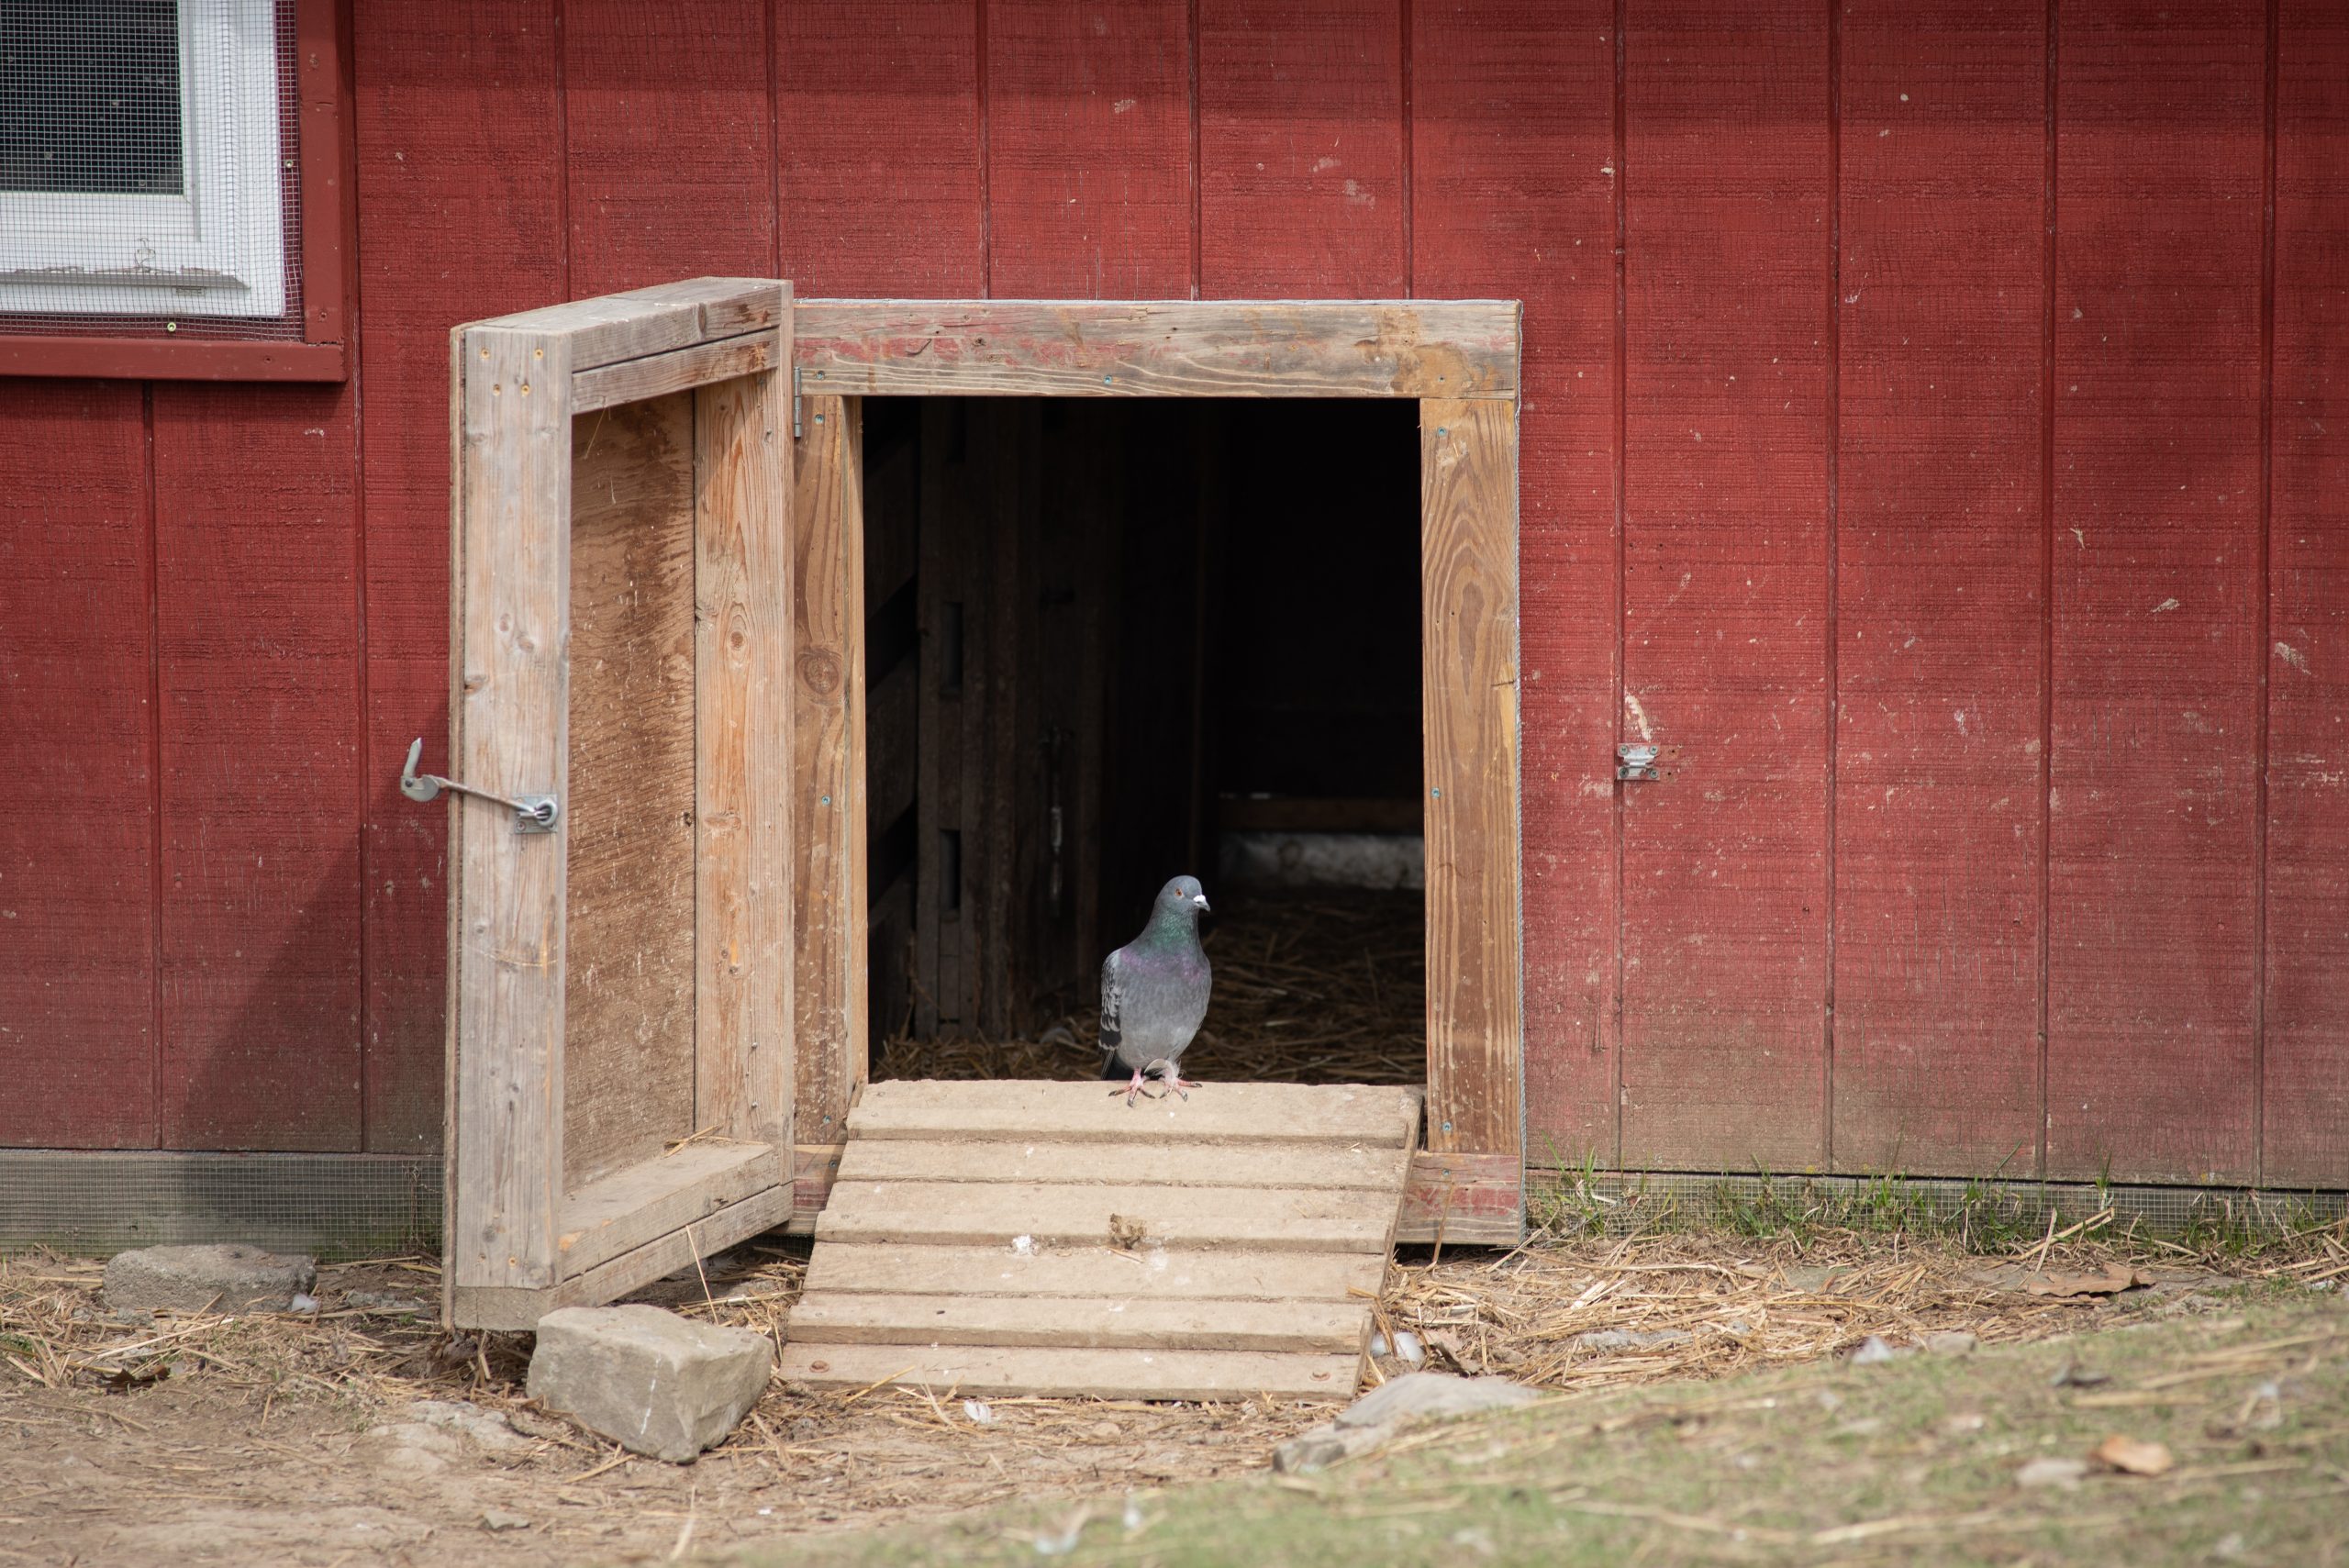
[{"left": 778, "top": 1080, "right": 1423, "bottom": 1403}]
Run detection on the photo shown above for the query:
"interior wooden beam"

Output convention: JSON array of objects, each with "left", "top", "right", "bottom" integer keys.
[
  {"left": 573, "top": 329, "right": 779, "bottom": 414},
  {"left": 554, "top": 1140, "right": 783, "bottom": 1279},
  {"left": 793, "top": 300, "right": 1520, "bottom": 400}
]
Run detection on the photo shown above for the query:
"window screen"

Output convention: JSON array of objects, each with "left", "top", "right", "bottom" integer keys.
[{"left": 0, "top": 0, "right": 303, "bottom": 337}]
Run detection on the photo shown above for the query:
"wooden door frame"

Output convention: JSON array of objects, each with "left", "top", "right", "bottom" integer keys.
[
  {"left": 786, "top": 299, "right": 1527, "bottom": 1244},
  {"left": 441, "top": 279, "right": 798, "bottom": 1329}
]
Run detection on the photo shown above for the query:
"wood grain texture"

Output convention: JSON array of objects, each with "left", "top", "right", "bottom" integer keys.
[
  {"left": 1831, "top": 0, "right": 2046, "bottom": 1178},
  {"left": 562, "top": 392, "right": 697, "bottom": 1188},
  {"left": 1420, "top": 400, "right": 1525, "bottom": 1187},
  {"left": 795, "top": 300, "right": 1519, "bottom": 399},
  {"left": 2260, "top": 0, "right": 2349, "bottom": 1188},
  {"left": 2046, "top": 0, "right": 2264, "bottom": 1184},
  {"left": 152, "top": 384, "right": 364, "bottom": 1150},
  {"left": 803, "top": 1243, "right": 1386, "bottom": 1302},
  {"left": 789, "top": 1293, "right": 1366, "bottom": 1353},
  {"left": 451, "top": 1179, "right": 791, "bottom": 1329},
  {"left": 792, "top": 393, "right": 865, "bottom": 1143},
  {"left": 985, "top": 0, "right": 1192, "bottom": 297},
  {"left": 0, "top": 383, "right": 157, "bottom": 1149},
  {"left": 774, "top": 1343, "right": 1363, "bottom": 1402},
  {"left": 1197, "top": 0, "right": 1404, "bottom": 296},
  {"left": 774, "top": 0, "right": 983, "bottom": 297},
  {"left": 818, "top": 1181, "right": 1400, "bottom": 1251},
  {"left": 1394, "top": 1151, "right": 1526, "bottom": 1246},
  {"left": 697, "top": 341, "right": 796, "bottom": 1151},
  {"left": 354, "top": 3, "right": 562, "bottom": 1153},
  {"left": 449, "top": 326, "right": 573, "bottom": 1292},
  {"left": 572, "top": 331, "right": 780, "bottom": 414},
  {"left": 484, "top": 280, "right": 788, "bottom": 372},
  {"left": 837, "top": 1139, "right": 1410, "bottom": 1192},
  {"left": 554, "top": 1139, "right": 782, "bottom": 1277},
  {"left": 1620, "top": 1, "right": 1832, "bottom": 1173},
  {"left": 1412, "top": 0, "right": 1620, "bottom": 1169},
  {"left": 847, "top": 1080, "right": 1421, "bottom": 1146},
  {"left": 562, "top": 0, "right": 775, "bottom": 297}
]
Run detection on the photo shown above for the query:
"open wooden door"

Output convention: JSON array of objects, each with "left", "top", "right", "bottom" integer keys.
[{"left": 435, "top": 279, "right": 801, "bottom": 1329}]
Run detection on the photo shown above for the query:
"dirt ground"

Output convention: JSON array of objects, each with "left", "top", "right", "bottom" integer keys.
[{"left": 7, "top": 1220, "right": 2332, "bottom": 1568}]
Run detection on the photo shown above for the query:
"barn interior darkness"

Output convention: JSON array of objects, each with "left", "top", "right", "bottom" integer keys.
[{"left": 861, "top": 397, "right": 1426, "bottom": 1087}]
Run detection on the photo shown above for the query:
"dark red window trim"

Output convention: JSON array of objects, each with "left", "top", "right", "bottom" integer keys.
[{"left": 0, "top": 0, "right": 352, "bottom": 383}]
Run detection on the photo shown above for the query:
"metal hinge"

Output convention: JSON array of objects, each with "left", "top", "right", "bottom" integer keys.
[
  {"left": 399, "top": 738, "right": 560, "bottom": 833},
  {"left": 792, "top": 366, "right": 803, "bottom": 439},
  {"left": 1616, "top": 743, "right": 1661, "bottom": 782}
]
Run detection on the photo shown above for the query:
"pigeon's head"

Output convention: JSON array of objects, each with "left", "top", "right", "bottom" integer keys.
[{"left": 1156, "top": 874, "right": 1210, "bottom": 919}]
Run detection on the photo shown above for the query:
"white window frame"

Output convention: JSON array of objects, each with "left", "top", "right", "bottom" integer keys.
[{"left": 0, "top": 0, "right": 285, "bottom": 318}]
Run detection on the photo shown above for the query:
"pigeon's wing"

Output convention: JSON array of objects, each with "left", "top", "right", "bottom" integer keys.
[{"left": 1097, "top": 946, "right": 1128, "bottom": 1055}]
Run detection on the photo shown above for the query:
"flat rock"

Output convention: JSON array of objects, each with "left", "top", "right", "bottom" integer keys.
[
  {"left": 2016, "top": 1455, "right": 2090, "bottom": 1489},
  {"left": 1921, "top": 1330, "right": 1979, "bottom": 1357},
  {"left": 407, "top": 1398, "right": 528, "bottom": 1451},
  {"left": 1275, "top": 1373, "right": 1540, "bottom": 1473},
  {"left": 526, "top": 1305, "right": 773, "bottom": 1463},
  {"left": 103, "top": 1243, "right": 317, "bottom": 1315}
]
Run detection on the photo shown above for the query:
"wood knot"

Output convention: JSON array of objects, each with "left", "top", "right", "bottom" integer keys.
[{"left": 796, "top": 647, "right": 843, "bottom": 695}]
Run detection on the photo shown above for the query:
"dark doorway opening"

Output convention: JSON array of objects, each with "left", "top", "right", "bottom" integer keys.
[{"left": 859, "top": 396, "right": 1426, "bottom": 1088}]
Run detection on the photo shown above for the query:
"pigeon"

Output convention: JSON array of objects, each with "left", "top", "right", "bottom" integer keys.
[{"left": 1098, "top": 875, "right": 1212, "bottom": 1106}]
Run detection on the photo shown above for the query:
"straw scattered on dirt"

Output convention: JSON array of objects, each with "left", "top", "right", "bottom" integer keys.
[
  {"left": 7, "top": 1216, "right": 2343, "bottom": 1566},
  {"left": 876, "top": 888, "right": 1426, "bottom": 1085}
]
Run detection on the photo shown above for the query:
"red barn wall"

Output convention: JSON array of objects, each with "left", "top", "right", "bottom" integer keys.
[{"left": 2, "top": 1, "right": 2343, "bottom": 1185}]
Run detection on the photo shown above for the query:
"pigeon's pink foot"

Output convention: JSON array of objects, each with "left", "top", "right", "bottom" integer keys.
[{"left": 1110, "top": 1069, "right": 1149, "bottom": 1106}]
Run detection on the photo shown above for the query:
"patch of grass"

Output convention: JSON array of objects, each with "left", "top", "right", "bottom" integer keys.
[{"left": 746, "top": 1295, "right": 2349, "bottom": 1568}]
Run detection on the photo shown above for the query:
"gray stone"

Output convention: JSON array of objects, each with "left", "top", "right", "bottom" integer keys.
[
  {"left": 407, "top": 1398, "right": 528, "bottom": 1451},
  {"left": 2016, "top": 1455, "right": 2090, "bottom": 1489},
  {"left": 346, "top": 1290, "right": 430, "bottom": 1316},
  {"left": 526, "top": 1305, "right": 773, "bottom": 1463},
  {"left": 352, "top": 1422, "right": 465, "bottom": 1477},
  {"left": 103, "top": 1243, "right": 317, "bottom": 1314},
  {"left": 1848, "top": 1335, "right": 1909, "bottom": 1366},
  {"left": 1274, "top": 1373, "right": 1541, "bottom": 1474},
  {"left": 1336, "top": 1373, "right": 1542, "bottom": 1430},
  {"left": 1921, "top": 1329, "right": 1979, "bottom": 1357},
  {"left": 479, "top": 1510, "right": 531, "bottom": 1533}
]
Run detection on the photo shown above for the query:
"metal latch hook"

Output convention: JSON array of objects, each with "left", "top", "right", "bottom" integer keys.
[
  {"left": 1616, "top": 743, "right": 1662, "bottom": 782},
  {"left": 399, "top": 739, "right": 561, "bottom": 833}
]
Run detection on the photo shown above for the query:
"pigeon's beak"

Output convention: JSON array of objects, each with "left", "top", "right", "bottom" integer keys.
[{"left": 1192, "top": 894, "right": 1210, "bottom": 911}]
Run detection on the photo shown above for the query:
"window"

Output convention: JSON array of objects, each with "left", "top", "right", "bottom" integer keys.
[{"left": 0, "top": 0, "right": 287, "bottom": 319}]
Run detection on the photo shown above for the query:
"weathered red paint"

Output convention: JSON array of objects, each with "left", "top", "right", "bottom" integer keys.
[{"left": 1, "top": 1, "right": 2341, "bottom": 1184}]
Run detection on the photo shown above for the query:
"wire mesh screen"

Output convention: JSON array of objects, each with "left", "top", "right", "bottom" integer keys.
[{"left": 0, "top": 0, "right": 303, "bottom": 339}]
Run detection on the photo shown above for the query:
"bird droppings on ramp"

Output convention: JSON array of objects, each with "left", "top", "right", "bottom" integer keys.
[{"left": 779, "top": 1080, "right": 1424, "bottom": 1402}]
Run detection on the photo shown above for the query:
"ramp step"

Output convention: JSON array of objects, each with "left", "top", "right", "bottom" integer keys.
[{"left": 776, "top": 1342, "right": 1364, "bottom": 1401}]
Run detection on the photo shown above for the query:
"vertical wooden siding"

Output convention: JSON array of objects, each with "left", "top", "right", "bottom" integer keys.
[{"left": 2, "top": 1, "right": 2343, "bottom": 1186}]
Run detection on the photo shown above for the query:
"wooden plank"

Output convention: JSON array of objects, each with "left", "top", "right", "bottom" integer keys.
[
  {"left": 478, "top": 278, "right": 787, "bottom": 371},
  {"left": 1197, "top": 0, "right": 1405, "bottom": 296},
  {"left": 792, "top": 393, "right": 866, "bottom": 1144},
  {"left": 793, "top": 1142, "right": 844, "bottom": 1218},
  {"left": 0, "top": 382, "right": 157, "bottom": 1149},
  {"left": 2265, "top": 0, "right": 2349, "bottom": 1187},
  {"left": 1393, "top": 1151, "right": 1526, "bottom": 1246},
  {"left": 562, "top": 391, "right": 698, "bottom": 1188},
  {"left": 836, "top": 1139, "right": 1411, "bottom": 1192},
  {"left": 450, "top": 324, "right": 574, "bottom": 1292},
  {"left": 792, "top": 301, "right": 1520, "bottom": 400},
  {"left": 2046, "top": 0, "right": 2263, "bottom": 1183},
  {"left": 1620, "top": 2, "right": 1832, "bottom": 1172},
  {"left": 562, "top": 1, "right": 775, "bottom": 296},
  {"left": 774, "top": 3, "right": 982, "bottom": 297},
  {"left": 696, "top": 317, "right": 796, "bottom": 1152},
  {"left": 788, "top": 1294, "right": 1368, "bottom": 1354},
  {"left": 776, "top": 1343, "right": 1362, "bottom": 1403},
  {"left": 846, "top": 1081, "right": 1421, "bottom": 1146},
  {"left": 1831, "top": 0, "right": 2046, "bottom": 1178},
  {"left": 802, "top": 1243, "right": 1386, "bottom": 1302},
  {"left": 1411, "top": 0, "right": 1620, "bottom": 1171},
  {"left": 1420, "top": 399, "right": 1525, "bottom": 1186},
  {"left": 554, "top": 1140, "right": 782, "bottom": 1278},
  {"left": 573, "top": 330, "right": 781, "bottom": 414},
  {"left": 451, "top": 1179, "right": 792, "bottom": 1330},
  {"left": 152, "top": 384, "right": 365, "bottom": 1150},
  {"left": 814, "top": 1181, "right": 1402, "bottom": 1252},
  {"left": 985, "top": 0, "right": 1192, "bottom": 297},
  {"left": 355, "top": 2, "right": 563, "bottom": 1155}
]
